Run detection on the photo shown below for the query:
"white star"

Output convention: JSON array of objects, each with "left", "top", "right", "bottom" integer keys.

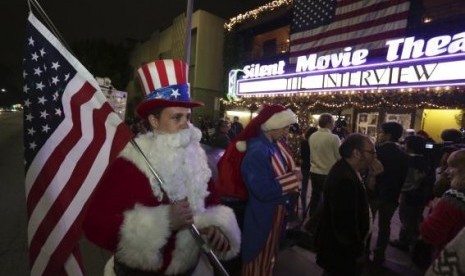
[
  {"left": 31, "top": 52, "right": 39, "bottom": 61},
  {"left": 42, "top": 124, "right": 51, "bottom": 133},
  {"left": 55, "top": 108, "right": 62, "bottom": 116},
  {"left": 34, "top": 67, "right": 43, "bottom": 76},
  {"left": 27, "top": 127, "right": 36, "bottom": 136},
  {"left": 39, "top": 48, "right": 46, "bottom": 56},
  {"left": 36, "top": 82, "right": 45, "bottom": 91},
  {"left": 29, "top": 141, "right": 37, "bottom": 150},
  {"left": 23, "top": 85, "right": 30, "bottom": 93},
  {"left": 28, "top": 37, "right": 35, "bottom": 46},
  {"left": 24, "top": 98, "right": 31, "bottom": 107},
  {"left": 52, "top": 91, "right": 59, "bottom": 101},
  {"left": 25, "top": 113, "right": 34, "bottom": 122},
  {"left": 43, "top": 64, "right": 47, "bottom": 71},
  {"left": 51, "top": 61, "right": 60, "bottom": 70},
  {"left": 23, "top": 70, "right": 28, "bottom": 78},
  {"left": 51, "top": 76, "right": 59, "bottom": 85},
  {"left": 171, "top": 89, "right": 181, "bottom": 99},
  {"left": 64, "top": 73, "right": 70, "bottom": 81},
  {"left": 38, "top": 96, "right": 47, "bottom": 105},
  {"left": 40, "top": 110, "right": 49, "bottom": 119}
]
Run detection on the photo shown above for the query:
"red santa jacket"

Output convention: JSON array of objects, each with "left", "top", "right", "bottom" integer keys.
[{"left": 83, "top": 139, "right": 240, "bottom": 275}]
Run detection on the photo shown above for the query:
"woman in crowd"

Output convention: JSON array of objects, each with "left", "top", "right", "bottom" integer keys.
[{"left": 421, "top": 148, "right": 465, "bottom": 256}]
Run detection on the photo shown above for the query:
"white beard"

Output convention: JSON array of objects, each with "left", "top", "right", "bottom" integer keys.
[{"left": 122, "top": 125, "right": 212, "bottom": 214}]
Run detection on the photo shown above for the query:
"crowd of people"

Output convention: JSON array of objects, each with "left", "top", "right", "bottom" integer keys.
[
  {"left": 86, "top": 59, "right": 465, "bottom": 276},
  {"left": 307, "top": 117, "right": 465, "bottom": 275}
]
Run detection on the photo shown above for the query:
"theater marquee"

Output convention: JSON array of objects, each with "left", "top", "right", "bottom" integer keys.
[{"left": 229, "top": 31, "right": 465, "bottom": 98}]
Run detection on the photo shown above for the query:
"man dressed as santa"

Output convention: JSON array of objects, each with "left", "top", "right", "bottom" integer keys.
[{"left": 83, "top": 59, "right": 240, "bottom": 275}]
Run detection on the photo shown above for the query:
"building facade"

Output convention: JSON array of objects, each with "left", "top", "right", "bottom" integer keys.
[{"left": 223, "top": 0, "right": 465, "bottom": 143}]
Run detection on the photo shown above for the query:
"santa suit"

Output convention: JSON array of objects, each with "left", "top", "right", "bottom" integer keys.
[{"left": 83, "top": 127, "right": 240, "bottom": 275}]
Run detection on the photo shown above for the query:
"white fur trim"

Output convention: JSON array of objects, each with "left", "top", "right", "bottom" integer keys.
[
  {"left": 165, "top": 205, "right": 241, "bottom": 274},
  {"left": 192, "top": 254, "right": 214, "bottom": 276},
  {"left": 195, "top": 205, "right": 241, "bottom": 260},
  {"left": 115, "top": 204, "right": 171, "bottom": 271},
  {"left": 166, "top": 205, "right": 241, "bottom": 274},
  {"left": 165, "top": 229, "right": 200, "bottom": 274},
  {"left": 236, "top": 140, "right": 247, "bottom": 152},
  {"left": 104, "top": 257, "right": 116, "bottom": 276},
  {"left": 261, "top": 109, "right": 297, "bottom": 131}
]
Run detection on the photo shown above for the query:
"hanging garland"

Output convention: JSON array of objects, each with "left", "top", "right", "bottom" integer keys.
[
  {"left": 221, "top": 88, "right": 465, "bottom": 161},
  {"left": 221, "top": 88, "right": 465, "bottom": 112}
]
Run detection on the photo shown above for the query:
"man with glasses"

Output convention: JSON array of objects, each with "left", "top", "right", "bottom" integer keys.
[{"left": 316, "top": 133, "right": 383, "bottom": 276}]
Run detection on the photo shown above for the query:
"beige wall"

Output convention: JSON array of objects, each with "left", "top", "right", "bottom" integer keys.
[{"left": 192, "top": 10, "right": 225, "bottom": 92}]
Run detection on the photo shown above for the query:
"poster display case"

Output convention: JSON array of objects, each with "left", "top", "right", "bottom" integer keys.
[{"left": 357, "top": 112, "right": 379, "bottom": 139}]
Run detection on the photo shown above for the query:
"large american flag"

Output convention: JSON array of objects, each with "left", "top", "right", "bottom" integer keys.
[
  {"left": 23, "top": 13, "right": 133, "bottom": 275},
  {"left": 290, "top": 0, "right": 410, "bottom": 63}
]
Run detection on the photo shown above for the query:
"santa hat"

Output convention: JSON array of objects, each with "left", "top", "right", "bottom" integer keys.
[
  {"left": 135, "top": 59, "right": 203, "bottom": 118},
  {"left": 216, "top": 104, "right": 296, "bottom": 200},
  {"left": 234, "top": 104, "right": 297, "bottom": 152}
]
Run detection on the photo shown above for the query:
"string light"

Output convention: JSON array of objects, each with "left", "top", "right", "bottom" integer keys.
[
  {"left": 220, "top": 87, "right": 465, "bottom": 159},
  {"left": 224, "top": 0, "right": 293, "bottom": 31},
  {"left": 221, "top": 87, "right": 465, "bottom": 118}
]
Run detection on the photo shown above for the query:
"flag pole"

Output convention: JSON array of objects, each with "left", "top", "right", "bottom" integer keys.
[
  {"left": 28, "top": 0, "right": 74, "bottom": 54},
  {"left": 184, "top": 0, "right": 194, "bottom": 65},
  {"left": 179, "top": 2, "right": 230, "bottom": 274}
]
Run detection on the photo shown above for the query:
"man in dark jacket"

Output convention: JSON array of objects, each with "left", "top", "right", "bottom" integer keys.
[
  {"left": 316, "top": 133, "right": 383, "bottom": 276},
  {"left": 370, "top": 122, "right": 409, "bottom": 264}
]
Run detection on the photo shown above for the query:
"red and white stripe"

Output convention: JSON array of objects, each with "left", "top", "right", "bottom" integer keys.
[
  {"left": 242, "top": 205, "right": 285, "bottom": 276},
  {"left": 137, "top": 59, "right": 188, "bottom": 96},
  {"left": 290, "top": 0, "right": 410, "bottom": 63},
  {"left": 26, "top": 14, "right": 133, "bottom": 276},
  {"left": 271, "top": 141, "right": 299, "bottom": 194},
  {"left": 26, "top": 76, "right": 132, "bottom": 276}
]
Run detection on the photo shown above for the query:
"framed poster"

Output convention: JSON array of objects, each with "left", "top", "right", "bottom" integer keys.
[{"left": 357, "top": 112, "right": 379, "bottom": 139}]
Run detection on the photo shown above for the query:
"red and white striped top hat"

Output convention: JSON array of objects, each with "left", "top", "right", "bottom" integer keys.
[{"left": 136, "top": 59, "right": 203, "bottom": 118}]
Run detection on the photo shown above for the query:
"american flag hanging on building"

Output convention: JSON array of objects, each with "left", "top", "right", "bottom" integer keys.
[
  {"left": 290, "top": 0, "right": 411, "bottom": 63},
  {"left": 23, "top": 12, "right": 133, "bottom": 275}
]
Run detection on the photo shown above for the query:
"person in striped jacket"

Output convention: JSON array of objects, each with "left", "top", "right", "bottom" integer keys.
[{"left": 220, "top": 104, "right": 300, "bottom": 275}]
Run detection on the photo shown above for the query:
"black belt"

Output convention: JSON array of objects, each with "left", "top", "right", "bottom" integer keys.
[{"left": 113, "top": 258, "right": 195, "bottom": 276}]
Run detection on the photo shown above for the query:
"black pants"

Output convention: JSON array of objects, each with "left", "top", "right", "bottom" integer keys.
[
  {"left": 308, "top": 172, "right": 327, "bottom": 217},
  {"left": 300, "top": 169, "right": 310, "bottom": 218},
  {"left": 370, "top": 200, "right": 398, "bottom": 259}
]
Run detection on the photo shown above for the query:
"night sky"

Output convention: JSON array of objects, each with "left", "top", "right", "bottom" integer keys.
[{"left": 0, "top": 0, "right": 270, "bottom": 104}]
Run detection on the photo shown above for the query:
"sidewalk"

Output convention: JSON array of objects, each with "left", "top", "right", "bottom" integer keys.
[{"left": 273, "top": 208, "right": 425, "bottom": 276}]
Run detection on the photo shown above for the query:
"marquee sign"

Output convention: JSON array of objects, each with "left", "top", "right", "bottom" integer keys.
[{"left": 229, "top": 31, "right": 465, "bottom": 98}]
